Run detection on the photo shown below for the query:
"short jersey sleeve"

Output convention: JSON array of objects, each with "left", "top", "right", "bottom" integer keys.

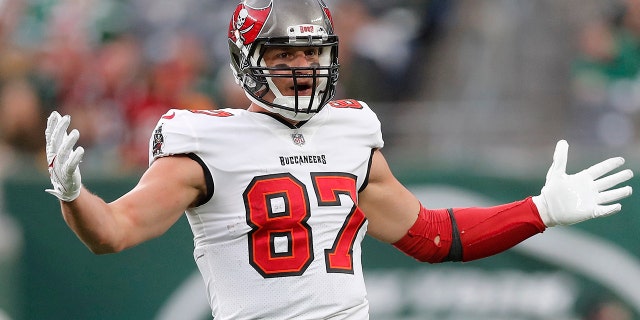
[
  {"left": 326, "top": 99, "right": 384, "bottom": 150},
  {"left": 148, "top": 109, "right": 199, "bottom": 166},
  {"left": 358, "top": 100, "right": 384, "bottom": 150}
]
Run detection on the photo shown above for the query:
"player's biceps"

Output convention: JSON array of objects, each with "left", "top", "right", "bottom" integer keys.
[
  {"left": 360, "top": 183, "right": 420, "bottom": 243},
  {"left": 111, "top": 182, "right": 189, "bottom": 246}
]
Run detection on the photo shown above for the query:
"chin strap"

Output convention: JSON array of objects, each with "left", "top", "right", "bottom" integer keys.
[{"left": 393, "top": 198, "right": 546, "bottom": 263}]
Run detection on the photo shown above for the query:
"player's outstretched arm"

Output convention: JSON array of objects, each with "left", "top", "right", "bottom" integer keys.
[
  {"left": 532, "top": 140, "right": 633, "bottom": 227},
  {"left": 364, "top": 141, "right": 633, "bottom": 264},
  {"left": 45, "top": 111, "right": 204, "bottom": 254}
]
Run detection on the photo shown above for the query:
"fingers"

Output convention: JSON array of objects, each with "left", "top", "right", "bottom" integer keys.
[
  {"left": 547, "top": 140, "right": 569, "bottom": 178},
  {"left": 57, "top": 129, "right": 79, "bottom": 164},
  {"left": 44, "top": 188, "right": 63, "bottom": 199},
  {"left": 594, "top": 203, "right": 622, "bottom": 218},
  {"left": 47, "top": 114, "right": 72, "bottom": 164},
  {"left": 598, "top": 186, "right": 633, "bottom": 204},
  {"left": 594, "top": 169, "right": 634, "bottom": 191},
  {"left": 50, "top": 115, "right": 71, "bottom": 155},
  {"left": 64, "top": 146, "right": 84, "bottom": 177},
  {"left": 45, "top": 111, "right": 61, "bottom": 140},
  {"left": 46, "top": 112, "right": 84, "bottom": 181},
  {"left": 584, "top": 157, "right": 626, "bottom": 180},
  {"left": 45, "top": 112, "right": 62, "bottom": 160}
]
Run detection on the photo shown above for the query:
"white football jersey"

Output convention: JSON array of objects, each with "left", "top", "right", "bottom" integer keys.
[{"left": 149, "top": 100, "right": 384, "bottom": 320}]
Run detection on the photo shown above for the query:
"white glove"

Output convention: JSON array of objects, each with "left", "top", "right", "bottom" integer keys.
[
  {"left": 532, "top": 140, "right": 633, "bottom": 227},
  {"left": 45, "top": 111, "right": 85, "bottom": 202}
]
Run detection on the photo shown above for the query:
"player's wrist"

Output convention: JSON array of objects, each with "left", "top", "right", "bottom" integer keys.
[
  {"left": 531, "top": 194, "right": 554, "bottom": 227},
  {"left": 46, "top": 172, "right": 82, "bottom": 202}
]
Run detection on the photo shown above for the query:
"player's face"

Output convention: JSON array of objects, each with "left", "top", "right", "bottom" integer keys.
[{"left": 262, "top": 46, "right": 322, "bottom": 98}]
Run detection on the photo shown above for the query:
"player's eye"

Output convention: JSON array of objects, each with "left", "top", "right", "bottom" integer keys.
[{"left": 267, "top": 51, "right": 285, "bottom": 60}]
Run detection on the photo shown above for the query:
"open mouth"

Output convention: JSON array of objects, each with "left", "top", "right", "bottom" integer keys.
[{"left": 292, "top": 83, "right": 313, "bottom": 95}]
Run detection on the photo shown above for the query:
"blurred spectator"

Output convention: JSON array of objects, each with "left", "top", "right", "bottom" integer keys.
[
  {"left": 58, "top": 34, "right": 142, "bottom": 173},
  {"left": 211, "top": 69, "right": 251, "bottom": 110},
  {"left": 0, "top": 0, "right": 49, "bottom": 177},
  {"left": 120, "top": 31, "right": 216, "bottom": 170},
  {"left": 0, "top": 78, "right": 47, "bottom": 176},
  {"left": 0, "top": 0, "right": 441, "bottom": 174},
  {"left": 0, "top": 0, "right": 25, "bottom": 48},
  {"left": 570, "top": 0, "right": 640, "bottom": 148},
  {"left": 332, "top": 0, "right": 451, "bottom": 103}
]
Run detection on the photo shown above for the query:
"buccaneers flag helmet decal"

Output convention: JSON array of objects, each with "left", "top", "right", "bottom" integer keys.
[{"left": 229, "top": 3, "right": 272, "bottom": 46}]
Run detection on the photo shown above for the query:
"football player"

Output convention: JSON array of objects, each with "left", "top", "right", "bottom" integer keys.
[{"left": 45, "top": 0, "right": 634, "bottom": 319}]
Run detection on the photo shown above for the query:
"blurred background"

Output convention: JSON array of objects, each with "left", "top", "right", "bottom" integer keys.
[{"left": 1, "top": 0, "right": 640, "bottom": 319}]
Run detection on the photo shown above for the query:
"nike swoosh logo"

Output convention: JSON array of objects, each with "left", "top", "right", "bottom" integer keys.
[{"left": 162, "top": 111, "right": 176, "bottom": 119}]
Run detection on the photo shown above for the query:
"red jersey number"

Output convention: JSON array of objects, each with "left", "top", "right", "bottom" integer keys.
[
  {"left": 312, "top": 173, "right": 366, "bottom": 273},
  {"left": 244, "top": 174, "right": 313, "bottom": 278},
  {"left": 244, "top": 172, "right": 364, "bottom": 278}
]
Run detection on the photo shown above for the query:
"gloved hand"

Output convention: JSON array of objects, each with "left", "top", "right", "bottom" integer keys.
[
  {"left": 532, "top": 140, "right": 633, "bottom": 227},
  {"left": 45, "top": 111, "right": 85, "bottom": 202}
]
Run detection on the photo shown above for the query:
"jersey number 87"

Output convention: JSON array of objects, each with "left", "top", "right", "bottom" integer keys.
[{"left": 243, "top": 172, "right": 366, "bottom": 278}]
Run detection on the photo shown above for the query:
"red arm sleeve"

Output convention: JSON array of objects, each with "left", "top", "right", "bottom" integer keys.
[{"left": 392, "top": 197, "right": 546, "bottom": 263}]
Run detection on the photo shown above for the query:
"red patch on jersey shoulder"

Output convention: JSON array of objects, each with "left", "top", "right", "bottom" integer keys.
[
  {"left": 189, "top": 110, "right": 235, "bottom": 117},
  {"left": 328, "top": 99, "right": 363, "bottom": 109},
  {"left": 161, "top": 111, "right": 176, "bottom": 119}
]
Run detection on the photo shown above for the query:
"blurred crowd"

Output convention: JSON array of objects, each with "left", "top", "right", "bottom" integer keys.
[
  {"left": 5, "top": 0, "right": 640, "bottom": 178},
  {"left": 0, "top": 0, "right": 449, "bottom": 177},
  {"left": 570, "top": 0, "right": 640, "bottom": 150}
]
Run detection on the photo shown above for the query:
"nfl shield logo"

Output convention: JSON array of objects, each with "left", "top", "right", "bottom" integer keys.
[{"left": 291, "top": 133, "right": 305, "bottom": 146}]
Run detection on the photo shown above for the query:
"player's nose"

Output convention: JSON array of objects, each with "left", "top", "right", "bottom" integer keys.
[{"left": 290, "top": 51, "right": 314, "bottom": 68}]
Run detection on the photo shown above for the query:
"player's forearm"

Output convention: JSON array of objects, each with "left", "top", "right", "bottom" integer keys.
[
  {"left": 393, "top": 198, "right": 546, "bottom": 263},
  {"left": 60, "top": 187, "right": 127, "bottom": 254}
]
